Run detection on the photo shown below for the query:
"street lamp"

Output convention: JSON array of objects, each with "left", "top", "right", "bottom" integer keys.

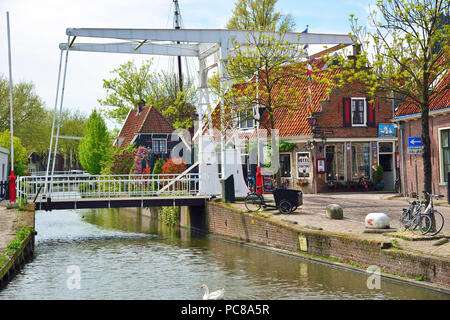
[{"left": 307, "top": 115, "right": 318, "bottom": 128}]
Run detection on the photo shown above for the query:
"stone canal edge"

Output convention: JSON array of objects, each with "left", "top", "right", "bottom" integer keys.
[{"left": 176, "top": 201, "right": 450, "bottom": 295}]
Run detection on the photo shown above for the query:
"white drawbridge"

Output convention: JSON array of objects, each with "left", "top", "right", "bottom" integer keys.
[{"left": 43, "top": 27, "right": 353, "bottom": 199}]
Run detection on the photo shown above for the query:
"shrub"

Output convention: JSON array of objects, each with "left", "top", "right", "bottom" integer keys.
[
  {"left": 133, "top": 147, "right": 148, "bottom": 174},
  {"left": 111, "top": 148, "right": 136, "bottom": 175},
  {"left": 374, "top": 165, "right": 384, "bottom": 183},
  {"left": 161, "top": 158, "right": 186, "bottom": 175}
]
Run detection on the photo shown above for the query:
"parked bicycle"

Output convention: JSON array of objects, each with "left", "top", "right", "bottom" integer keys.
[
  {"left": 399, "top": 191, "right": 445, "bottom": 236},
  {"left": 244, "top": 183, "right": 302, "bottom": 214}
]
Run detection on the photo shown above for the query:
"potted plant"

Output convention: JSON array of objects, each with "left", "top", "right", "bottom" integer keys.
[{"left": 374, "top": 165, "right": 385, "bottom": 191}]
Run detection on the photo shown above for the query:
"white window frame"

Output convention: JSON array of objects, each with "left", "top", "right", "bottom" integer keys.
[
  {"left": 296, "top": 152, "right": 311, "bottom": 179},
  {"left": 438, "top": 126, "right": 450, "bottom": 185},
  {"left": 152, "top": 138, "right": 167, "bottom": 153},
  {"left": 238, "top": 108, "right": 256, "bottom": 129},
  {"left": 351, "top": 97, "right": 367, "bottom": 127},
  {"left": 280, "top": 152, "right": 292, "bottom": 178}
]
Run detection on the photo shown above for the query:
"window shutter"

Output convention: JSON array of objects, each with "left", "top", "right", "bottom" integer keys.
[
  {"left": 343, "top": 98, "right": 351, "bottom": 127},
  {"left": 366, "top": 98, "right": 375, "bottom": 127}
]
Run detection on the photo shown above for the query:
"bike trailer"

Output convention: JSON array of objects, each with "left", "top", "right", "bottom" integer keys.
[{"left": 272, "top": 189, "right": 303, "bottom": 207}]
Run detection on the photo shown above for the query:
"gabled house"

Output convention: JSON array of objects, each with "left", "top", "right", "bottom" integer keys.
[
  {"left": 209, "top": 58, "right": 397, "bottom": 193},
  {"left": 115, "top": 101, "right": 187, "bottom": 169},
  {"left": 393, "top": 70, "right": 450, "bottom": 196}
]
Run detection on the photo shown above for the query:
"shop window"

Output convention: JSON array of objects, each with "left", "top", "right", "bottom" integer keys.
[
  {"left": 441, "top": 129, "right": 450, "bottom": 182},
  {"left": 280, "top": 154, "right": 291, "bottom": 178},
  {"left": 351, "top": 143, "right": 371, "bottom": 179},
  {"left": 296, "top": 152, "right": 311, "bottom": 178},
  {"left": 326, "top": 144, "right": 345, "bottom": 181}
]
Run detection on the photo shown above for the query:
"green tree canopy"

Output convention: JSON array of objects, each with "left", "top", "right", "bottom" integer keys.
[
  {"left": 98, "top": 60, "right": 197, "bottom": 130},
  {"left": 325, "top": 0, "right": 449, "bottom": 194},
  {"left": 225, "top": 0, "right": 296, "bottom": 32},
  {"left": 0, "top": 75, "right": 47, "bottom": 152},
  {"left": 78, "top": 110, "right": 112, "bottom": 175},
  {"left": 0, "top": 130, "right": 28, "bottom": 177}
]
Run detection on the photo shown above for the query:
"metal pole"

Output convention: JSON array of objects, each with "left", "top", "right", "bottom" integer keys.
[
  {"left": 6, "top": 12, "right": 16, "bottom": 202},
  {"left": 399, "top": 121, "right": 406, "bottom": 197},
  {"left": 51, "top": 37, "right": 71, "bottom": 192},
  {"left": 45, "top": 49, "right": 64, "bottom": 196},
  {"left": 415, "top": 154, "right": 418, "bottom": 197}
]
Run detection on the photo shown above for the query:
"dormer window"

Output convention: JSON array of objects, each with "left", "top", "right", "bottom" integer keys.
[{"left": 238, "top": 109, "right": 256, "bottom": 129}]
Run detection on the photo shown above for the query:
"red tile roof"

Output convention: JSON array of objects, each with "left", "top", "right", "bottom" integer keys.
[
  {"left": 394, "top": 70, "right": 450, "bottom": 118},
  {"left": 117, "top": 105, "right": 174, "bottom": 148},
  {"left": 210, "top": 59, "right": 340, "bottom": 136}
]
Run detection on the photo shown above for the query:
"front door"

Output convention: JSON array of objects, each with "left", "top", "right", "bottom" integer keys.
[{"left": 378, "top": 142, "right": 395, "bottom": 191}]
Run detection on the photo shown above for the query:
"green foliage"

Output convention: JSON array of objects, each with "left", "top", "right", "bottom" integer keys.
[
  {"left": 279, "top": 141, "right": 296, "bottom": 152},
  {"left": 98, "top": 61, "right": 197, "bottom": 130},
  {"left": 225, "top": 0, "right": 296, "bottom": 32},
  {"left": 98, "top": 59, "right": 154, "bottom": 123},
  {"left": 110, "top": 145, "right": 136, "bottom": 175},
  {"left": 159, "top": 206, "right": 180, "bottom": 226},
  {"left": 0, "top": 75, "right": 47, "bottom": 151},
  {"left": 324, "top": 0, "right": 449, "bottom": 193},
  {"left": 374, "top": 165, "right": 384, "bottom": 183},
  {"left": 79, "top": 110, "right": 113, "bottom": 175},
  {"left": 0, "top": 130, "right": 28, "bottom": 176},
  {"left": 152, "top": 158, "right": 165, "bottom": 175}
]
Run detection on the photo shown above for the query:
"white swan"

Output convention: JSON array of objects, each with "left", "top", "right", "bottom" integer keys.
[{"left": 200, "top": 284, "right": 224, "bottom": 300}]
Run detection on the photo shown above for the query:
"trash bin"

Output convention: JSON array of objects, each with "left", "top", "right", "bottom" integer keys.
[{"left": 221, "top": 175, "right": 235, "bottom": 203}]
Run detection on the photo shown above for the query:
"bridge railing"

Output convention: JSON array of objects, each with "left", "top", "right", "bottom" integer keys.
[{"left": 17, "top": 173, "right": 200, "bottom": 204}]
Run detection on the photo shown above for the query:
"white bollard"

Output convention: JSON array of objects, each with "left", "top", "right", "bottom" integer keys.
[{"left": 365, "top": 213, "right": 390, "bottom": 229}]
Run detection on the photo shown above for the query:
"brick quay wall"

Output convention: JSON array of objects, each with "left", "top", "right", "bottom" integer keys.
[{"left": 182, "top": 202, "right": 450, "bottom": 292}]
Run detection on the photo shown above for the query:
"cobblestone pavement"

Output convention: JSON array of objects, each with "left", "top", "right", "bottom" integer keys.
[{"left": 230, "top": 192, "right": 450, "bottom": 258}]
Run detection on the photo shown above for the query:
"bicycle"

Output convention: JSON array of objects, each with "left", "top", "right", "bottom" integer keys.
[
  {"left": 419, "top": 191, "right": 445, "bottom": 236},
  {"left": 399, "top": 197, "right": 433, "bottom": 235},
  {"left": 244, "top": 182, "right": 300, "bottom": 214},
  {"left": 399, "top": 191, "right": 445, "bottom": 236}
]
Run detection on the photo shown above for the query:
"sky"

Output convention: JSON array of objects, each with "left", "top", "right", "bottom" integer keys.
[{"left": 0, "top": 0, "right": 374, "bottom": 130}]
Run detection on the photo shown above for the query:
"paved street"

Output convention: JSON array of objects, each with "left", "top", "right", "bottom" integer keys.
[{"left": 230, "top": 192, "right": 450, "bottom": 258}]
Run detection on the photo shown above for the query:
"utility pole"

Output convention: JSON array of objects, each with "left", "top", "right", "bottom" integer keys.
[
  {"left": 6, "top": 12, "right": 16, "bottom": 202},
  {"left": 173, "top": 0, "right": 183, "bottom": 93}
]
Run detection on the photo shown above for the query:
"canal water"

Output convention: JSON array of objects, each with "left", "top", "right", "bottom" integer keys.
[{"left": 0, "top": 208, "right": 448, "bottom": 300}]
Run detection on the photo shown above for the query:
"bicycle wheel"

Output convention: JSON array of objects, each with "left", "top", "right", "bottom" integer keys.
[
  {"left": 411, "top": 215, "right": 432, "bottom": 235},
  {"left": 427, "top": 211, "right": 444, "bottom": 236},
  {"left": 279, "top": 200, "right": 293, "bottom": 214},
  {"left": 245, "top": 193, "right": 263, "bottom": 212},
  {"left": 399, "top": 209, "right": 410, "bottom": 231}
]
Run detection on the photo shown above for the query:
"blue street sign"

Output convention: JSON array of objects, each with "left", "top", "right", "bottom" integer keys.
[{"left": 408, "top": 137, "right": 422, "bottom": 147}]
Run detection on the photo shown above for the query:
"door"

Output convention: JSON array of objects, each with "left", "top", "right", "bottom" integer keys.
[{"left": 378, "top": 142, "right": 395, "bottom": 191}]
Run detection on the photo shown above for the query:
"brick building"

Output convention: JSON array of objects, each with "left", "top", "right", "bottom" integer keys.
[
  {"left": 212, "top": 59, "right": 398, "bottom": 193},
  {"left": 393, "top": 70, "right": 450, "bottom": 197}
]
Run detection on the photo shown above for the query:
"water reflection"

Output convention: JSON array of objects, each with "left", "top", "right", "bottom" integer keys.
[{"left": 0, "top": 208, "right": 448, "bottom": 300}]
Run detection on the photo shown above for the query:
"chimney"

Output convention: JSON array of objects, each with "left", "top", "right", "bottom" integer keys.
[{"left": 137, "top": 100, "right": 145, "bottom": 114}]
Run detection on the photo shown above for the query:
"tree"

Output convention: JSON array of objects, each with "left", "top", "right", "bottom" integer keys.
[
  {"left": 0, "top": 75, "right": 48, "bottom": 152},
  {"left": 0, "top": 130, "right": 28, "bottom": 177},
  {"left": 225, "top": 0, "right": 296, "bottom": 32},
  {"left": 149, "top": 71, "right": 197, "bottom": 131},
  {"left": 326, "top": 0, "right": 449, "bottom": 194},
  {"left": 216, "top": 30, "right": 309, "bottom": 185},
  {"left": 78, "top": 110, "right": 112, "bottom": 175},
  {"left": 98, "top": 60, "right": 154, "bottom": 123},
  {"left": 99, "top": 61, "right": 197, "bottom": 130}
]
